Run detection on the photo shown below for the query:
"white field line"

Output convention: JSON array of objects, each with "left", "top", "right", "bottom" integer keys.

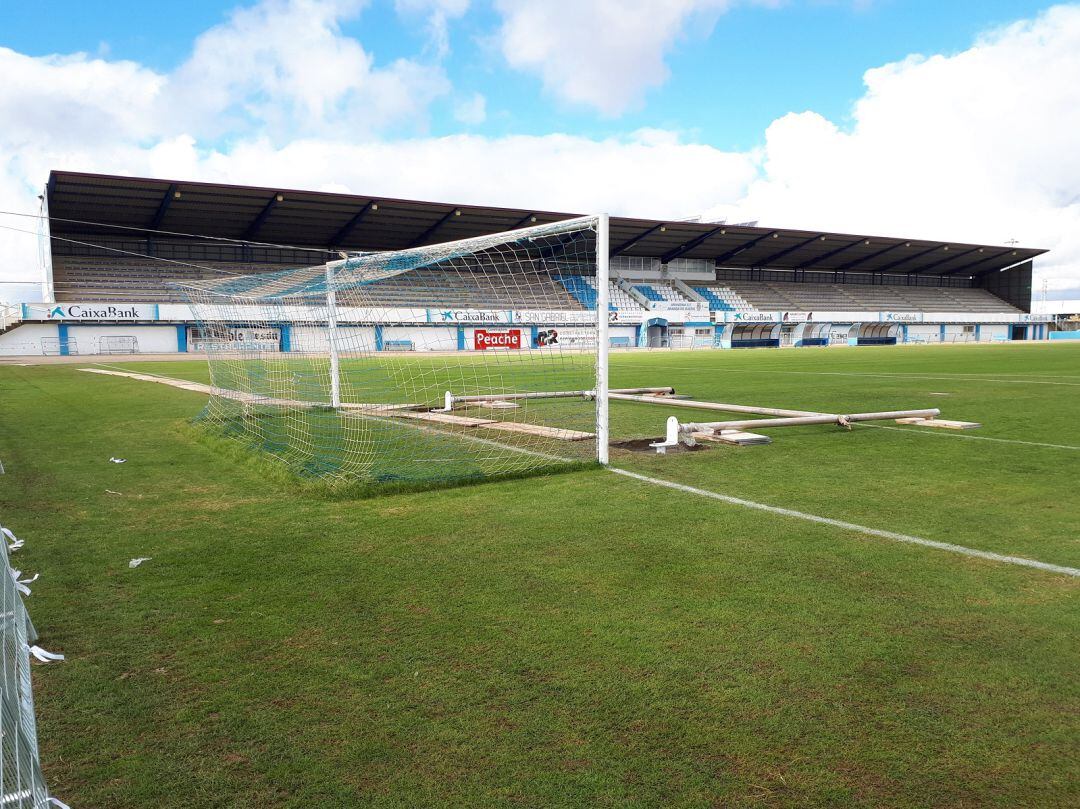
[
  {"left": 614, "top": 365, "right": 1080, "bottom": 387},
  {"left": 82, "top": 365, "right": 576, "bottom": 465},
  {"left": 608, "top": 467, "right": 1080, "bottom": 578},
  {"left": 858, "top": 423, "right": 1080, "bottom": 451}
]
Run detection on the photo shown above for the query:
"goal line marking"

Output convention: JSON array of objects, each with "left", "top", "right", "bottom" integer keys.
[
  {"left": 617, "top": 365, "right": 1080, "bottom": 387},
  {"left": 607, "top": 468, "right": 1080, "bottom": 578}
]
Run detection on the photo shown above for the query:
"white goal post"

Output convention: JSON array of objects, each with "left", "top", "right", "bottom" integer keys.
[{"left": 175, "top": 215, "right": 611, "bottom": 486}]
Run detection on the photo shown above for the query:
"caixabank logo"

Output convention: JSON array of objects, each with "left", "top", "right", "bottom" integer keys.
[
  {"left": 439, "top": 310, "right": 503, "bottom": 323},
  {"left": 43, "top": 304, "right": 147, "bottom": 320},
  {"left": 474, "top": 329, "right": 522, "bottom": 350}
]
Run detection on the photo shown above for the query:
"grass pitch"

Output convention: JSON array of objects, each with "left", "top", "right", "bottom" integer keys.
[{"left": 1, "top": 343, "right": 1077, "bottom": 807}]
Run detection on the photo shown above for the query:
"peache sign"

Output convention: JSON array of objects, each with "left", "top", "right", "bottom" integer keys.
[{"left": 474, "top": 329, "right": 522, "bottom": 350}]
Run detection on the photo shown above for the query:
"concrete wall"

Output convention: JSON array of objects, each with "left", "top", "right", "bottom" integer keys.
[
  {"left": 0, "top": 318, "right": 1044, "bottom": 356},
  {"left": 0, "top": 323, "right": 181, "bottom": 355}
]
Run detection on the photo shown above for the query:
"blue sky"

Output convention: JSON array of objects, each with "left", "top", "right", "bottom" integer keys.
[
  {"left": 1, "top": 0, "right": 1055, "bottom": 149},
  {"left": 0, "top": 0, "right": 1077, "bottom": 302}
]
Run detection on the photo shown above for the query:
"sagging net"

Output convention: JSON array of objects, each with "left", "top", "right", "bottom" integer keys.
[{"left": 175, "top": 216, "right": 602, "bottom": 487}]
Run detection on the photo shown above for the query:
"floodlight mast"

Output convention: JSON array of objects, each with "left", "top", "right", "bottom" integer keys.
[{"left": 596, "top": 213, "right": 610, "bottom": 465}]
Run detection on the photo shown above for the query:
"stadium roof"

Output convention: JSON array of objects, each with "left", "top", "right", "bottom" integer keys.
[{"left": 46, "top": 170, "right": 1046, "bottom": 277}]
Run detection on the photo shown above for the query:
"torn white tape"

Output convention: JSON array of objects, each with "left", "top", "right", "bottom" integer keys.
[
  {"left": 29, "top": 646, "right": 64, "bottom": 663},
  {"left": 109, "top": 457, "right": 127, "bottom": 464},
  {"left": 48, "top": 798, "right": 73, "bottom": 809},
  {"left": 2, "top": 526, "right": 24, "bottom": 551},
  {"left": 9, "top": 569, "right": 30, "bottom": 595},
  {"left": 129, "top": 557, "right": 151, "bottom": 568}
]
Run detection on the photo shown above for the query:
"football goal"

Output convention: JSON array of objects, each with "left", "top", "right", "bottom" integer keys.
[{"left": 175, "top": 215, "right": 610, "bottom": 486}]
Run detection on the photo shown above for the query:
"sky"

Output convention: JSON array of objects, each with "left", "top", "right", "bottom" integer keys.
[{"left": 1, "top": 0, "right": 1078, "bottom": 306}]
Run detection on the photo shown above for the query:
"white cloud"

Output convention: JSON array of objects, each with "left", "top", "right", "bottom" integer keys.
[
  {"left": 2, "top": 1, "right": 1079, "bottom": 305},
  {"left": 0, "top": 47, "right": 164, "bottom": 149},
  {"left": 492, "top": 0, "right": 739, "bottom": 116},
  {"left": 166, "top": 0, "right": 449, "bottom": 139},
  {"left": 453, "top": 92, "right": 487, "bottom": 125},
  {"left": 712, "top": 4, "right": 1080, "bottom": 289},
  {"left": 395, "top": 0, "right": 470, "bottom": 58}
]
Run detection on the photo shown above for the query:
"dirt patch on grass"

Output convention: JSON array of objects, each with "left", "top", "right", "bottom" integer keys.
[{"left": 610, "top": 438, "right": 710, "bottom": 454}]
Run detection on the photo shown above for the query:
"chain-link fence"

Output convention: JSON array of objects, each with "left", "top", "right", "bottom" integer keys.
[{"left": 0, "top": 521, "right": 65, "bottom": 808}]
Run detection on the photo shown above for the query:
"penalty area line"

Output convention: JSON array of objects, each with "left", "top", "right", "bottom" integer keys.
[{"left": 607, "top": 467, "right": 1080, "bottom": 578}]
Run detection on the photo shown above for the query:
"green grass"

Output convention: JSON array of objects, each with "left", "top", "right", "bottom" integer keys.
[{"left": 1, "top": 343, "right": 1078, "bottom": 807}]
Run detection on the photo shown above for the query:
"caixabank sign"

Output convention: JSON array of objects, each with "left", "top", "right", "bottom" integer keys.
[
  {"left": 22, "top": 303, "right": 158, "bottom": 321},
  {"left": 474, "top": 329, "right": 522, "bottom": 350}
]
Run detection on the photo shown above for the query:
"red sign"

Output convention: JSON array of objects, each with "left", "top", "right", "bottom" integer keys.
[{"left": 474, "top": 329, "right": 522, "bottom": 350}]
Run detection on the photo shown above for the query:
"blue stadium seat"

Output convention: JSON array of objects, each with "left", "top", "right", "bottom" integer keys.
[
  {"left": 633, "top": 284, "right": 664, "bottom": 302},
  {"left": 555, "top": 274, "right": 615, "bottom": 310},
  {"left": 693, "top": 287, "right": 733, "bottom": 311}
]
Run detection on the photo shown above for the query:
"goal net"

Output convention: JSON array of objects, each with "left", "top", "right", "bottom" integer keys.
[{"left": 174, "top": 215, "right": 609, "bottom": 487}]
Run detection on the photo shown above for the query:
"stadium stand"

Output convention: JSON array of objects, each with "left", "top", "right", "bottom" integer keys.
[
  {"left": 556, "top": 274, "right": 610, "bottom": 310},
  {"left": 51, "top": 257, "right": 291, "bottom": 302},
  {"left": 724, "top": 280, "right": 1021, "bottom": 313},
  {"left": 633, "top": 284, "right": 664, "bottom": 302},
  {"left": 339, "top": 269, "right": 581, "bottom": 310},
  {"left": 555, "top": 275, "right": 646, "bottom": 312},
  {"left": 632, "top": 283, "right": 692, "bottom": 303},
  {"left": 693, "top": 286, "right": 753, "bottom": 311},
  {"left": 54, "top": 257, "right": 588, "bottom": 310},
  {"left": 609, "top": 283, "right": 645, "bottom": 312},
  {"left": 51, "top": 256, "right": 1021, "bottom": 315},
  {"left": 37, "top": 173, "right": 1040, "bottom": 334}
]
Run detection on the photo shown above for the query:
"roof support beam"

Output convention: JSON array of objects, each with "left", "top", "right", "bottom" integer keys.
[
  {"left": 755, "top": 234, "right": 825, "bottom": 267},
  {"left": 662, "top": 225, "right": 726, "bottom": 264},
  {"left": 945, "top": 250, "right": 1018, "bottom": 277},
  {"left": 970, "top": 255, "right": 1029, "bottom": 279},
  {"left": 243, "top": 192, "right": 283, "bottom": 241},
  {"left": 510, "top": 212, "right": 538, "bottom": 230},
  {"left": 329, "top": 200, "right": 376, "bottom": 247},
  {"left": 147, "top": 184, "right": 179, "bottom": 235},
  {"left": 710, "top": 230, "right": 780, "bottom": 265},
  {"left": 794, "top": 238, "right": 864, "bottom": 270},
  {"left": 876, "top": 243, "right": 946, "bottom": 274},
  {"left": 410, "top": 208, "right": 460, "bottom": 248},
  {"left": 835, "top": 240, "right": 908, "bottom": 272},
  {"left": 612, "top": 223, "right": 664, "bottom": 258},
  {"left": 911, "top": 246, "right": 983, "bottom": 275}
]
